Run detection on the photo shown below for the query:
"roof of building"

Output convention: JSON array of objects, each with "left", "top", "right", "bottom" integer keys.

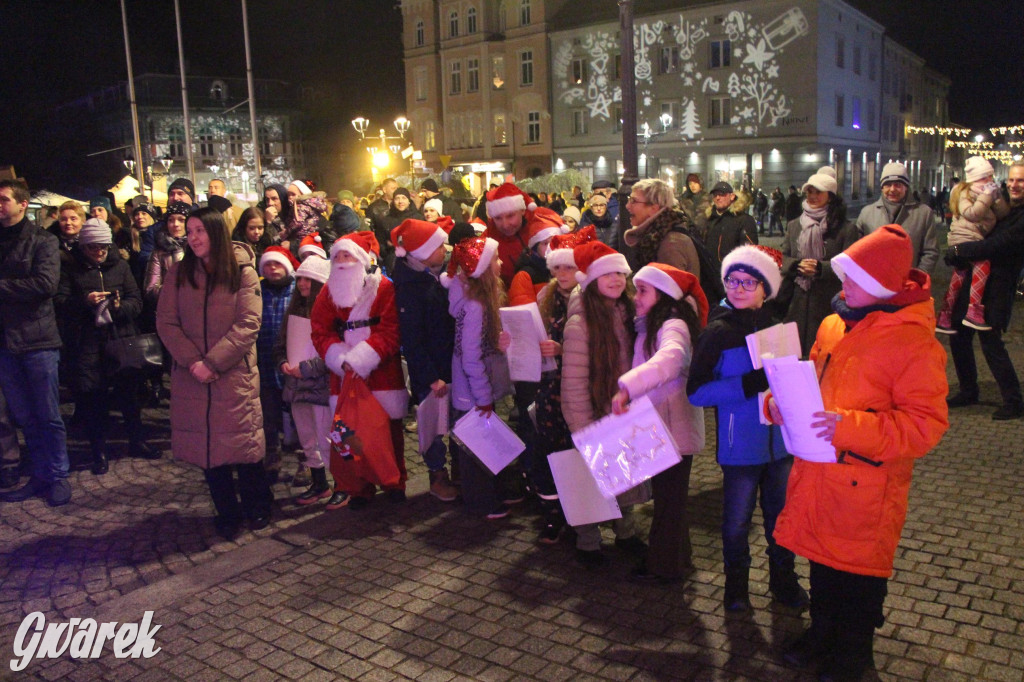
[{"left": 549, "top": 0, "right": 717, "bottom": 31}]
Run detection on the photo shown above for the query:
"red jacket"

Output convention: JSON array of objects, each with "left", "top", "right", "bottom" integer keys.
[
  {"left": 485, "top": 206, "right": 564, "bottom": 288},
  {"left": 774, "top": 274, "right": 948, "bottom": 577}
]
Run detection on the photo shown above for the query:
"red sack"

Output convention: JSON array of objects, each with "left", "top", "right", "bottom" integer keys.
[{"left": 329, "top": 372, "right": 400, "bottom": 489}]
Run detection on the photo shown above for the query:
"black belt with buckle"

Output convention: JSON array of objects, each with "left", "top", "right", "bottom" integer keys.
[{"left": 338, "top": 316, "right": 380, "bottom": 333}]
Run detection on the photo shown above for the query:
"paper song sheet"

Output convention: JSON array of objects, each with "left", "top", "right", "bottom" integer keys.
[
  {"left": 762, "top": 356, "right": 837, "bottom": 462},
  {"left": 415, "top": 392, "right": 449, "bottom": 455},
  {"left": 746, "top": 321, "right": 802, "bottom": 369},
  {"left": 548, "top": 449, "right": 622, "bottom": 526},
  {"left": 451, "top": 410, "right": 525, "bottom": 474},
  {"left": 286, "top": 316, "right": 318, "bottom": 367},
  {"left": 499, "top": 303, "right": 556, "bottom": 382}
]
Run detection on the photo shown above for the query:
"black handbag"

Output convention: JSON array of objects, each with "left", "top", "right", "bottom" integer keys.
[{"left": 104, "top": 332, "right": 164, "bottom": 373}]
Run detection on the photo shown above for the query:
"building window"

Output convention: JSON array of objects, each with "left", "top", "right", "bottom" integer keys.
[
  {"left": 199, "top": 133, "right": 215, "bottom": 157},
  {"left": 229, "top": 133, "right": 243, "bottom": 156},
  {"left": 258, "top": 126, "right": 272, "bottom": 156},
  {"left": 709, "top": 97, "right": 732, "bottom": 127},
  {"left": 168, "top": 128, "right": 184, "bottom": 158},
  {"left": 526, "top": 111, "right": 541, "bottom": 143},
  {"left": 414, "top": 67, "right": 428, "bottom": 101},
  {"left": 572, "top": 110, "right": 588, "bottom": 136},
  {"left": 852, "top": 96, "right": 861, "bottom": 129},
  {"left": 660, "top": 46, "right": 680, "bottom": 74},
  {"left": 520, "top": 50, "right": 533, "bottom": 86},
  {"left": 499, "top": 0, "right": 507, "bottom": 32},
  {"left": 520, "top": 0, "right": 531, "bottom": 26},
  {"left": 449, "top": 11, "right": 459, "bottom": 38},
  {"left": 835, "top": 94, "right": 844, "bottom": 127},
  {"left": 492, "top": 56, "right": 505, "bottom": 89},
  {"left": 660, "top": 102, "right": 679, "bottom": 128},
  {"left": 868, "top": 52, "right": 877, "bottom": 81},
  {"left": 494, "top": 113, "right": 507, "bottom": 145},
  {"left": 853, "top": 45, "right": 861, "bottom": 75},
  {"left": 710, "top": 40, "right": 731, "bottom": 69},
  {"left": 613, "top": 105, "right": 623, "bottom": 133},
  {"left": 467, "top": 7, "right": 477, "bottom": 34},
  {"left": 450, "top": 61, "right": 462, "bottom": 95},
  {"left": 467, "top": 58, "right": 480, "bottom": 92},
  {"left": 415, "top": 20, "right": 424, "bottom": 46},
  {"left": 571, "top": 58, "right": 588, "bottom": 85},
  {"left": 836, "top": 35, "right": 845, "bottom": 68},
  {"left": 424, "top": 120, "right": 436, "bottom": 151},
  {"left": 867, "top": 99, "right": 876, "bottom": 131}
]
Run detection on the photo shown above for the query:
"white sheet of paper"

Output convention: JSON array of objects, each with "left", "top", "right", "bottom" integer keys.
[
  {"left": 548, "top": 449, "right": 622, "bottom": 526},
  {"left": 499, "top": 303, "right": 556, "bottom": 382},
  {"left": 286, "top": 316, "right": 317, "bottom": 367},
  {"left": 763, "top": 356, "right": 837, "bottom": 462},
  {"left": 746, "top": 321, "right": 802, "bottom": 369},
  {"left": 416, "top": 392, "right": 449, "bottom": 455},
  {"left": 570, "top": 395, "right": 682, "bottom": 498},
  {"left": 451, "top": 410, "right": 525, "bottom": 474}
]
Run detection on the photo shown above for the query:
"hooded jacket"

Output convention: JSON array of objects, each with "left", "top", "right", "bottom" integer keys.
[{"left": 774, "top": 272, "right": 948, "bottom": 577}]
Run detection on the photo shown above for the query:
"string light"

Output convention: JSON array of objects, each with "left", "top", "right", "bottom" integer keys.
[
  {"left": 989, "top": 126, "right": 1024, "bottom": 136},
  {"left": 905, "top": 125, "right": 972, "bottom": 137},
  {"left": 945, "top": 140, "right": 994, "bottom": 149}
]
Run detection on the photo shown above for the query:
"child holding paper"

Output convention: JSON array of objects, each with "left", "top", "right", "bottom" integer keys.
[
  {"left": 611, "top": 263, "right": 708, "bottom": 584},
  {"left": 273, "top": 257, "right": 337, "bottom": 507},
  {"left": 390, "top": 218, "right": 459, "bottom": 502},
  {"left": 561, "top": 241, "right": 646, "bottom": 567},
  {"left": 442, "top": 236, "right": 511, "bottom": 518},
  {"left": 687, "top": 245, "right": 807, "bottom": 612}
]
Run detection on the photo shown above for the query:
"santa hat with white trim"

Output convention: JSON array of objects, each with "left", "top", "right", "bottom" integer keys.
[
  {"left": 720, "top": 245, "right": 783, "bottom": 300},
  {"left": 259, "top": 245, "right": 300, "bottom": 277},
  {"left": 298, "top": 232, "right": 327, "bottom": 259},
  {"left": 831, "top": 224, "right": 912, "bottom": 299},
  {"left": 574, "top": 241, "right": 630, "bottom": 290},
  {"left": 330, "top": 231, "right": 380, "bottom": 268},
  {"left": 391, "top": 218, "right": 448, "bottom": 261},
  {"left": 633, "top": 263, "right": 710, "bottom": 326},
  {"left": 527, "top": 218, "right": 565, "bottom": 249},
  {"left": 441, "top": 236, "right": 499, "bottom": 288},
  {"left": 545, "top": 225, "right": 596, "bottom": 269},
  {"left": 486, "top": 182, "right": 537, "bottom": 218}
]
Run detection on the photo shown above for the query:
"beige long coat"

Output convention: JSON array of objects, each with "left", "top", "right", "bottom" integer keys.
[{"left": 156, "top": 244, "right": 264, "bottom": 469}]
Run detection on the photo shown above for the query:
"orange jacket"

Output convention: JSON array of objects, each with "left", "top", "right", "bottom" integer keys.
[
  {"left": 508, "top": 271, "right": 546, "bottom": 306},
  {"left": 774, "top": 288, "right": 948, "bottom": 578}
]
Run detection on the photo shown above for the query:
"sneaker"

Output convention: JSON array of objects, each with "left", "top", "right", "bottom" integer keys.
[
  {"left": 501, "top": 494, "right": 526, "bottom": 505},
  {"left": 935, "top": 325, "right": 956, "bottom": 335},
  {"left": 324, "top": 491, "right": 350, "bottom": 510},
  {"left": 485, "top": 504, "right": 510, "bottom": 520},
  {"left": 963, "top": 304, "right": 991, "bottom": 331},
  {"left": 0, "top": 477, "right": 48, "bottom": 502},
  {"left": 428, "top": 469, "right": 459, "bottom": 502},
  {"left": 992, "top": 403, "right": 1024, "bottom": 421},
  {"left": 47, "top": 479, "right": 72, "bottom": 507},
  {"left": 962, "top": 318, "right": 992, "bottom": 331},
  {"left": 295, "top": 486, "right": 332, "bottom": 506},
  {"left": 291, "top": 464, "right": 311, "bottom": 488},
  {"left": 404, "top": 420, "right": 418, "bottom": 434},
  {"left": 537, "top": 523, "right": 562, "bottom": 545}
]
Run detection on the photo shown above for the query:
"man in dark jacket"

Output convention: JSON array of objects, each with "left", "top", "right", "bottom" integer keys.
[
  {"left": 0, "top": 180, "right": 71, "bottom": 506},
  {"left": 785, "top": 185, "right": 802, "bottom": 222},
  {"left": 419, "top": 178, "right": 463, "bottom": 222},
  {"left": 704, "top": 181, "right": 758, "bottom": 273},
  {"left": 946, "top": 162, "right": 1024, "bottom": 420}
]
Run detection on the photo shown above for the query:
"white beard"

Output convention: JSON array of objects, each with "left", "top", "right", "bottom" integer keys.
[{"left": 327, "top": 261, "right": 365, "bottom": 309}]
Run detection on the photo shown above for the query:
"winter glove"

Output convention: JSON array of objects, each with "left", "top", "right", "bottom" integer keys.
[
  {"left": 741, "top": 368, "right": 769, "bottom": 398},
  {"left": 943, "top": 247, "right": 970, "bottom": 270},
  {"left": 981, "top": 181, "right": 1001, "bottom": 197}
]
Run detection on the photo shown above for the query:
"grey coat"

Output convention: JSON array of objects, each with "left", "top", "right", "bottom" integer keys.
[{"left": 855, "top": 198, "right": 939, "bottom": 273}]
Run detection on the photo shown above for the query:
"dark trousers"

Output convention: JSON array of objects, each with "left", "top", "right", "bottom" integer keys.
[
  {"left": 808, "top": 560, "right": 887, "bottom": 670},
  {"left": 721, "top": 457, "right": 795, "bottom": 570},
  {"left": 949, "top": 323, "right": 1023, "bottom": 406},
  {"left": 203, "top": 462, "right": 273, "bottom": 522},
  {"left": 78, "top": 369, "right": 146, "bottom": 452},
  {"left": 453, "top": 408, "right": 500, "bottom": 515},
  {"left": 260, "top": 383, "right": 284, "bottom": 464},
  {"left": 646, "top": 456, "right": 693, "bottom": 579}
]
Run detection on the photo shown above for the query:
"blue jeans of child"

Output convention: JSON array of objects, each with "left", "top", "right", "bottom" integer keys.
[
  {"left": 720, "top": 456, "right": 795, "bottom": 570},
  {"left": 0, "top": 349, "right": 69, "bottom": 483}
]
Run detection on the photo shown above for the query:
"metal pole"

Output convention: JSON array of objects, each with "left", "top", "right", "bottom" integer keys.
[
  {"left": 120, "top": 0, "right": 146, "bottom": 195},
  {"left": 174, "top": 0, "right": 196, "bottom": 186},
  {"left": 618, "top": 0, "right": 638, "bottom": 193},
  {"left": 241, "top": 0, "right": 263, "bottom": 196}
]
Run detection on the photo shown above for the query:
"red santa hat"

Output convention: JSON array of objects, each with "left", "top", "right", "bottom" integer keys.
[
  {"left": 436, "top": 215, "right": 455, "bottom": 234},
  {"left": 721, "top": 245, "right": 783, "bottom": 300},
  {"left": 330, "top": 231, "right": 380, "bottom": 268},
  {"left": 259, "top": 245, "right": 300, "bottom": 277},
  {"left": 527, "top": 219, "right": 565, "bottom": 249},
  {"left": 574, "top": 241, "right": 630, "bottom": 290},
  {"left": 441, "top": 236, "right": 499, "bottom": 288},
  {"left": 298, "top": 232, "right": 327, "bottom": 259},
  {"left": 391, "top": 218, "right": 448, "bottom": 261},
  {"left": 633, "top": 263, "right": 710, "bottom": 326},
  {"left": 469, "top": 217, "right": 488, "bottom": 235},
  {"left": 831, "top": 224, "right": 912, "bottom": 299},
  {"left": 486, "top": 182, "right": 537, "bottom": 218},
  {"left": 424, "top": 197, "right": 445, "bottom": 216},
  {"left": 294, "top": 254, "right": 331, "bottom": 284},
  {"left": 545, "top": 225, "right": 596, "bottom": 269}
]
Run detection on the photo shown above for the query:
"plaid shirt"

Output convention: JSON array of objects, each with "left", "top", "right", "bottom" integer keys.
[{"left": 257, "top": 277, "right": 294, "bottom": 390}]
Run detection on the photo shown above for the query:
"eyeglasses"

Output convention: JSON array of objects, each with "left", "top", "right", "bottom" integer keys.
[
  {"left": 626, "top": 197, "right": 651, "bottom": 205},
  {"left": 724, "top": 276, "right": 761, "bottom": 292},
  {"left": 82, "top": 243, "right": 110, "bottom": 252}
]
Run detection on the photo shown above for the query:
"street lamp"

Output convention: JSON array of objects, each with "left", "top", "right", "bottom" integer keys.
[
  {"left": 146, "top": 155, "right": 173, "bottom": 204},
  {"left": 352, "top": 116, "right": 414, "bottom": 183},
  {"left": 124, "top": 156, "right": 136, "bottom": 175}
]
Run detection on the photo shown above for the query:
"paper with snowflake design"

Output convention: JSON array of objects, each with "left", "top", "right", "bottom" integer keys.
[{"left": 571, "top": 396, "right": 682, "bottom": 499}]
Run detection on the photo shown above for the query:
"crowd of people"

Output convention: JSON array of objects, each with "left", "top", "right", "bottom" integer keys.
[{"left": 3, "top": 157, "right": 1024, "bottom": 681}]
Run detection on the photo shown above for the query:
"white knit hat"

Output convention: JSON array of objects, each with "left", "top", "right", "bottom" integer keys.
[
  {"left": 294, "top": 255, "right": 331, "bottom": 284},
  {"left": 964, "top": 156, "right": 994, "bottom": 183},
  {"left": 879, "top": 162, "right": 909, "bottom": 187},
  {"left": 802, "top": 173, "right": 838, "bottom": 195},
  {"left": 424, "top": 197, "right": 444, "bottom": 216},
  {"left": 79, "top": 218, "right": 112, "bottom": 245}
]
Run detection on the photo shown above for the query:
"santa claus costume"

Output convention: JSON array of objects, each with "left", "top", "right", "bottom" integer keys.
[{"left": 310, "top": 232, "right": 409, "bottom": 508}]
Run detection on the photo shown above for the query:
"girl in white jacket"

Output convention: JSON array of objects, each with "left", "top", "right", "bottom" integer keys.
[{"left": 611, "top": 264, "right": 708, "bottom": 583}]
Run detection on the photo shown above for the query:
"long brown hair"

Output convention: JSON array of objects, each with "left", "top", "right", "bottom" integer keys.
[
  {"left": 463, "top": 268, "right": 507, "bottom": 351},
  {"left": 177, "top": 207, "right": 241, "bottom": 292},
  {"left": 583, "top": 282, "right": 635, "bottom": 417},
  {"left": 949, "top": 181, "right": 971, "bottom": 219},
  {"left": 286, "top": 279, "right": 325, "bottom": 318},
  {"left": 643, "top": 291, "right": 703, "bottom": 359}
]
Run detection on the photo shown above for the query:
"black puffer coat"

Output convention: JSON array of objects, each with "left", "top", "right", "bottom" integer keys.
[{"left": 0, "top": 217, "right": 62, "bottom": 353}]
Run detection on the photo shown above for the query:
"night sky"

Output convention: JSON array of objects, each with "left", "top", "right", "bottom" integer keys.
[{"left": 1, "top": 0, "right": 1020, "bottom": 192}]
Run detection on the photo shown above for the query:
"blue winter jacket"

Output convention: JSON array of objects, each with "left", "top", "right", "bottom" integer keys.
[
  {"left": 686, "top": 301, "right": 788, "bottom": 466},
  {"left": 392, "top": 256, "right": 454, "bottom": 403}
]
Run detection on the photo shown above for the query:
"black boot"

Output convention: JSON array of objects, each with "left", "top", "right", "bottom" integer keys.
[
  {"left": 296, "top": 467, "right": 331, "bottom": 505},
  {"left": 91, "top": 441, "right": 108, "bottom": 475},
  {"left": 724, "top": 567, "right": 751, "bottom": 612},
  {"left": 770, "top": 558, "right": 809, "bottom": 609},
  {"left": 817, "top": 619, "right": 875, "bottom": 681}
]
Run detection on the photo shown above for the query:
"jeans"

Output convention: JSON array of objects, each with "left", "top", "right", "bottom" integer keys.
[
  {"left": 949, "top": 323, "right": 1023, "bottom": 406},
  {"left": 721, "top": 457, "right": 794, "bottom": 570},
  {"left": 0, "top": 349, "right": 68, "bottom": 483}
]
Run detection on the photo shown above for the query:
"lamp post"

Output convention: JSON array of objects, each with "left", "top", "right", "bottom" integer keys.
[
  {"left": 618, "top": 0, "right": 638, "bottom": 226},
  {"left": 352, "top": 116, "right": 412, "bottom": 184}
]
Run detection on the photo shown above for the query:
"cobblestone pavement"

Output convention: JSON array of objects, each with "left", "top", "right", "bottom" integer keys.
[{"left": 2, "top": 247, "right": 1024, "bottom": 681}]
